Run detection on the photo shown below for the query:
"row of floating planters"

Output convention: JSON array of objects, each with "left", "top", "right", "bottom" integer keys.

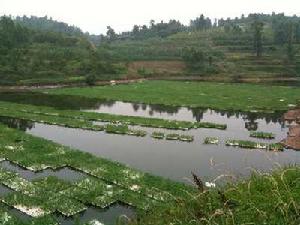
[
  {"left": 151, "top": 132, "right": 194, "bottom": 142},
  {"left": 0, "top": 103, "right": 227, "bottom": 131},
  {"left": 204, "top": 137, "right": 284, "bottom": 151}
]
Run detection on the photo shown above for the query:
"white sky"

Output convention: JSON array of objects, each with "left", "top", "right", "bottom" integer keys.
[{"left": 1, "top": 0, "right": 300, "bottom": 34}]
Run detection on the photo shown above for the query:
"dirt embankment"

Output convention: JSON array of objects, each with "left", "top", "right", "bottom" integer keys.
[
  {"left": 0, "top": 78, "right": 146, "bottom": 92},
  {"left": 128, "top": 60, "right": 186, "bottom": 76},
  {"left": 282, "top": 109, "right": 300, "bottom": 150}
]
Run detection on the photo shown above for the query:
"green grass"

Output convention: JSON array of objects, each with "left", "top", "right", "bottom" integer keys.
[
  {"left": 134, "top": 166, "right": 300, "bottom": 225},
  {"left": 46, "top": 81, "right": 300, "bottom": 112}
]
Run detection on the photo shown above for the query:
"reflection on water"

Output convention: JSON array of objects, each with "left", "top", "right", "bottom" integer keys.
[
  {"left": 0, "top": 116, "right": 34, "bottom": 131},
  {"left": 85, "top": 100, "right": 285, "bottom": 125},
  {"left": 0, "top": 92, "right": 284, "bottom": 127}
]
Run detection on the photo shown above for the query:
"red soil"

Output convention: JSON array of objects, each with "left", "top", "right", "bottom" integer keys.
[{"left": 281, "top": 125, "right": 300, "bottom": 150}]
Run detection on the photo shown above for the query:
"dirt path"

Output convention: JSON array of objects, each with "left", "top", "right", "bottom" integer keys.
[{"left": 0, "top": 78, "right": 146, "bottom": 92}]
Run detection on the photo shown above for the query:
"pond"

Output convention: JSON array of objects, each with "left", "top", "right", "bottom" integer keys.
[{"left": 0, "top": 103, "right": 298, "bottom": 185}]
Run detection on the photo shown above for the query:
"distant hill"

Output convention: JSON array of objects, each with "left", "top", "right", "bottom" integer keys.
[
  {"left": 15, "top": 16, "right": 84, "bottom": 37},
  {"left": 0, "top": 16, "right": 123, "bottom": 85},
  {"left": 98, "top": 13, "right": 300, "bottom": 79}
]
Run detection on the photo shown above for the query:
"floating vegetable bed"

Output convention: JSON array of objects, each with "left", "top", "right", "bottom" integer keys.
[
  {"left": 151, "top": 132, "right": 165, "bottom": 139},
  {"left": 204, "top": 137, "right": 219, "bottom": 145},
  {"left": 250, "top": 131, "right": 275, "bottom": 139},
  {"left": 0, "top": 123, "right": 195, "bottom": 222},
  {"left": 166, "top": 134, "right": 180, "bottom": 141},
  {"left": 179, "top": 135, "right": 194, "bottom": 142},
  {"left": 105, "top": 124, "right": 147, "bottom": 137},
  {"left": 226, "top": 140, "right": 284, "bottom": 151}
]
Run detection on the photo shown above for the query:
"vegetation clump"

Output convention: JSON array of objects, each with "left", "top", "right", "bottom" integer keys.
[
  {"left": 179, "top": 135, "right": 194, "bottom": 142},
  {"left": 226, "top": 139, "right": 284, "bottom": 151},
  {"left": 166, "top": 134, "right": 180, "bottom": 140},
  {"left": 250, "top": 131, "right": 275, "bottom": 139},
  {"left": 151, "top": 132, "right": 165, "bottom": 139},
  {"left": 134, "top": 166, "right": 300, "bottom": 225},
  {"left": 204, "top": 137, "right": 219, "bottom": 145}
]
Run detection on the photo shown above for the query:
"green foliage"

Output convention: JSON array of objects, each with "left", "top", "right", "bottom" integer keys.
[
  {"left": 251, "top": 19, "right": 264, "bottom": 57},
  {"left": 250, "top": 131, "right": 275, "bottom": 139},
  {"left": 190, "top": 14, "right": 212, "bottom": 30},
  {"left": 15, "top": 15, "right": 83, "bottom": 37},
  {"left": 0, "top": 17, "right": 121, "bottom": 85},
  {"left": 85, "top": 74, "right": 96, "bottom": 86}
]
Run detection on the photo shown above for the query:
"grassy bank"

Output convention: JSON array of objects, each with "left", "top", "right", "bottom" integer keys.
[
  {"left": 46, "top": 81, "right": 300, "bottom": 112},
  {"left": 134, "top": 166, "right": 300, "bottom": 225}
]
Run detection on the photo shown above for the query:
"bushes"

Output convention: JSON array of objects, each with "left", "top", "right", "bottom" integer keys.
[{"left": 85, "top": 74, "right": 96, "bottom": 86}]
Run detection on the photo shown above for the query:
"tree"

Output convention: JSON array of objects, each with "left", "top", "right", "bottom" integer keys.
[
  {"left": 287, "top": 22, "right": 295, "bottom": 61},
  {"left": 106, "top": 26, "right": 117, "bottom": 41},
  {"left": 251, "top": 20, "right": 264, "bottom": 57},
  {"left": 190, "top": 14, "right": 212, "bottom": 30},
  {"left": 182, "top": 47, "right": 206, "bottom": 70},
  {"left": 85, "top": 74, "right": 96, "bottom": 86}
]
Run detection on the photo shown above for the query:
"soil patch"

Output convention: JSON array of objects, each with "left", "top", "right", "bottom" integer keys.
[{"left": 281, "top": 125, "right": 300, "bottom": 150}]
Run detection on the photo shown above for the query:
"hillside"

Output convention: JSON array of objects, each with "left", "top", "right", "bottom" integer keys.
[
  {"left": 98, "top": 13, "right": 300, "bottom": 81},
  {"left": 1, "top": 13, "right": 300, "bottom": 85},
  {"left": 0, "top": 16, "right": 125, "bottom": 85}
]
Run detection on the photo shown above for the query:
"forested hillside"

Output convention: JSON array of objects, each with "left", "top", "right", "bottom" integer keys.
[
  {"left": 0, "top": 16, "right": 124, "bottom": 85},
  {"left": 1, "top": 13, "right": 300, "bottom": 85}
]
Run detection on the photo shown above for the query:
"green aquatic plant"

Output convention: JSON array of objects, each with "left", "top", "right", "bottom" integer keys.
[
  {"left": 179, "top": 135, "right": 194, "bottom": 142},
  {"left": 204, "top": 137, "right": 219, "bottom": 145},
  {"left": 166, "top": 134, "right": 180, "bottom": 140},
  {"left": 151, "top": 132, "right": 165, "bottom": 139},
  {"left": 226, "top": 139, "right": 284, "bottom": 151},
  {"left": 250, "top": 131, "right": 275, "bottom": 139},
  {"left": 105, "top": 124, "right": 129, "bottom": 135}
]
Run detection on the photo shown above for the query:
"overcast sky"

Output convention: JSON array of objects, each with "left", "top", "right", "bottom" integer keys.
[{"left": 1, "top": 0, "right": 300, "bottom": 34}]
